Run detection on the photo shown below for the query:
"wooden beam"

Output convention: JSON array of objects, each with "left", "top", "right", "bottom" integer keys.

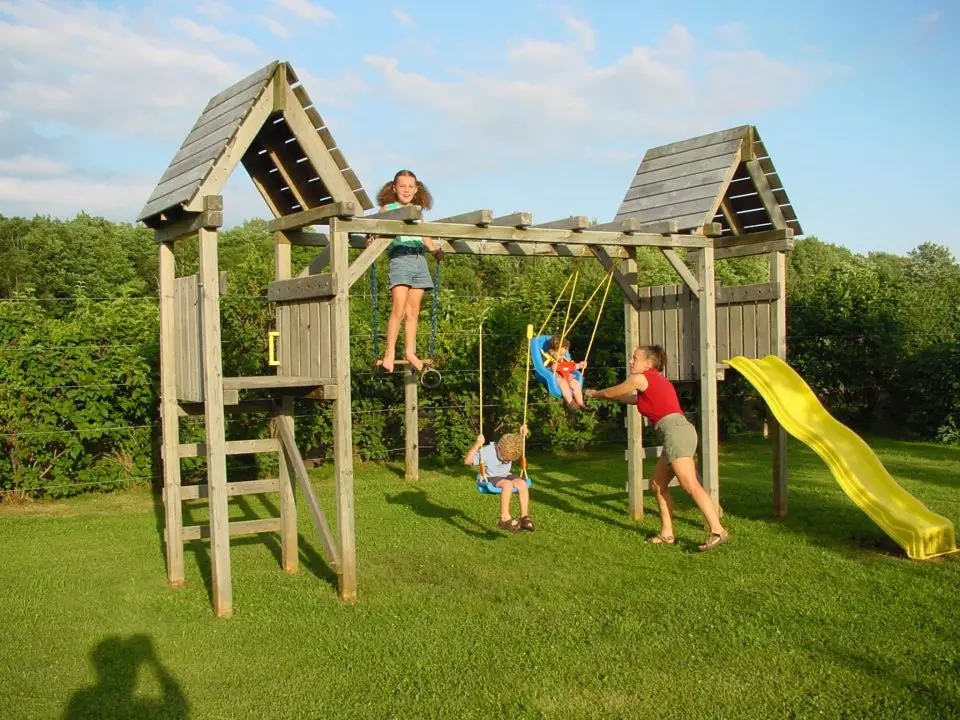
[
  {"left": 274, "top": 407, "right": 340, "bottom": 569},
  {"left": 333, "top": 218, "right": 709, "bottom": 249},
  {"left": 716, "top": 282, "right": 782, "bottom": 305},
  {"left": 266, "top": 273, "right": 337, "bottom": 302},
  {"left": 329, "top": 218, "right": 357, "bottom": 601},
  {"left": 288, "top": 232, "right": 329, "bottom": 246},
  {"left": 179, "top": 478, "right": 281, "bottom": 501},
  {"left": 700, "top": 222, "right": 724, "bottom": 237},
  {"left": 365, "top": 204, "right": 422, "bottom": 221},
  {"left": 178, "top": 399, "right": 272, "bottom": 417},
  {"left": 533, "top": 215, "right": 589, "bottom": 231},
  {"left": 405, "top": 367, "right": 418, "bottom": 481},
  {"left": 177, "top": 438, "right": 279, "bottom": 458},
  {"left": 660, "top": 248, "right": 700, "bottom": 294},
  {"left": 221, "top": 375, "right": 336, "bottom": 391},
  {"left": 592, "top": 246, "right": 643, "bottom": 311},
  {"left": 197, "top": 226, "right": 232, "bottom": 617},
  {"left": 490, "top": 212, "right": 532, "bottom": 228},
  {"left": 713, "top": 228, "right": 793, "bottom": 249},
  {"left": 434, "top": 209, "right": 493, "bottom": 225},
  {"left": 719, "top": 199, "right": 744, "bottom": 236},
  {"left": 347, "top": 237, "right": 393, "bottom": 289},
  {"left": 745, "top": 159, "right": 788, "bottom": 230},
  {"left": 696, "top": 247, "right": 720, "bottom": 509},
  {"left": 770, "top": 247, "right": 788, "bottom": 516},
  {"left": 266, "top": 201, "right": 357, "bottom": 232},
  {"left": 715, "top": 237, "right": 794, "bottom": 261},
  {"left": 274, "top": 229, "right": 297, "bottom": 574},
  {"left": 592, "top": 218, "right": 679, "bottom": 234},
  {"left": 152, "top": 196, "right": 224, "bottom": 243},
  {"left": 158, "top": 241, "right": 184, "bottom": 587},
  {"left": 181, "top": 518, "right": 282, "bottom": 542},
  {"left": 621, "top": 248, "right": 644, "bottom": 521}
]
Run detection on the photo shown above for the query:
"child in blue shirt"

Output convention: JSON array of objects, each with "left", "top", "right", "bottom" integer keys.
[{"left": 464, "top": 425, "right": 533, "bottom": 532}]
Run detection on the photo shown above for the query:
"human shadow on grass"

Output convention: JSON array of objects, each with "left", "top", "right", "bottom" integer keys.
[
  {"left": 385, "top": 489, "right": 500, "bottom": 540},
  {"left": 64, "top": 635, "right": 188, "bottom": 720}
]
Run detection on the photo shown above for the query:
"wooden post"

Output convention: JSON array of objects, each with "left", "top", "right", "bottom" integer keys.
[
  {"left": 328, "top": 218, "right": 357, "bottom": 601},
  {"left": 405, "top": 367, "right": 419, "bottom": 481},
  {"left": 158, "top": 240, "right": 184, "bottom": 587},
  {"left": 696, "top": 246, "right": 720, "bottom": 508},
  {"left": 275, "top": 230, "right": 298, "bottom": 571},
  {"left": 770, "top": 250, "right": 788, "bottom": 516},
  {"left": 197, "top": 220, "right": 232, "bottom": 617},
  {"left": 622, "top": 249, "right": 643, "bottom": 520}
]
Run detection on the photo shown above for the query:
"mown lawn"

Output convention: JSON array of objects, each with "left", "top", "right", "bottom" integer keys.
[{"left": 1, "top": 435, "right": 959, "bottom": 719}]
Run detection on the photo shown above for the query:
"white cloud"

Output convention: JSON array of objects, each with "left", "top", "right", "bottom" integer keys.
[
  {"left": 197, "top": 0, "right": 232, "bottom": 21},
  {"left": 0, "top": 155, "right": 70, "bottom": 175},
  {"left": 259, "top": 15, "right": 290, "bottom": 38},
  {"left": 392, "top": 8, "right": 415, "bottom": 28},
  {"left": 0, "top": 174, "right": 154, "bottom": 219},
  {"left": 295, "top": 67, "right": 371, "bottom": 107},
  {"left": 714, "top": 22, "right": 747, "bottom": 48},
  {"left": 912, "top": 10, "right": 940, "bottom": 39},
  {"left": 562, "top": 13, "right": 596, "bottom": 51},
  {"left": 170, "top": 17, "right": 260, "bottom": 55},
  {"left": 269, "top": 0, "right": 336, "bottom": 23}
]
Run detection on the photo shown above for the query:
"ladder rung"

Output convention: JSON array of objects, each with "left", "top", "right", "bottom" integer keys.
[
  {"left": 179, "top": 517, "right": 281, "bottom": 542},
  {"left": 222, "top": 376, "right": 335, "bottom": 390},
  {"left": 177, "top": 438, "right": 279, "bottom": 458},
  {"left": 178, "top": 478, "right": 280, "bottom": 501}
]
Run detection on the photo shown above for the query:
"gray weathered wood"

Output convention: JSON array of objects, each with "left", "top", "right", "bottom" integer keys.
[
  {"left": 289, "top": 232, "right": 329, "bottom": 246},
  {"left": 221, "top": 375, "right": 336, "bottom": 391},
  {"left": 616, "top": 195, "right": 716, "bottom": 224},
  {"left": 203, "top": 61, "right": 278, "bottom": 115},
  {"left": 181, "top": 517, "right": 282, "bottom": 542},
  {"left": 591, "top": 246, "right": 643, "bottom": 311},
  {"left": 756, "top": 301, "right": 771, "bottom": 357},
  {"left": 274, "top": 384, "right": 341, "bottom": 570},
  {"left": 328, "top": 219, "right": 357, "bottom": 601},
  {"left": 197, "top": 226, "right": 232, "bottom": 617},
  {"left": 697, "top": 247, "right": 720, "bottom": 508},
  {"left": 177, "top": 398, "right": 268, "bottom": 416},
  {"left": 434, "top": 209, "right": 493, "bottom": 225},
  {"left": 319, "top": 300, "right": 332, "bottom": 380},
  {"left": 633, "top": 139, "right": 742, "bottom": 177},
  {"left": 770, "top": 249, "right": 788, "bottom": 516},
  {"left": 153, "top": 207, "right": 223, "bottom": 244},
  {"left": 643, "top": 126, "right": 750, "bottom": 162},
  {"left": 719, "top": 198, "right": 744, "bottom": 236},
  {"left": 745, "top": 159, "right": 788, "bottom": 230},
  {"left": 308, "top": 301, "right": 321, "bottom": 379},
  {"left": 177, "top": 438, "right": 280, "bottom": 458},
  {"left": 716, "top": 282, "right": 782, "bottom": 305},
  {"left": 660, "top": 249, "right": 700, "bottom": 294},
  {"left": 534, "top": 216, "right": 589, "bottom": 230},
  {"left": 622, "top": 167, "right": 732, "bottom": 204},
  {"left": 730, "top": 304, "right": 744, "bottom": 358},
  {"left": 664, "top": 285, "right": 680, "bottom": 382},
  {"left": 274, "top": 232, "right": 298, "bottom": 573},
  {"left": 179, "top": 478, "right": 281, "bottom": 501},
  {"left": 266, "top": 201, "right": 357, "bottom": 232},
  {"left": 621, "top": 154, "right": 737, "bottom": 197},
  {"left": 333, "top": 218, "right": 709, "bottom": 249},
  {"left": 366, "top": 205, "right": 422, "bottom": 221},
  {"left": 680, "top": 287, "right": 695, "bottom": 381},
  {"left": 743, "top": 302, "right": 757, "bottom": 358},
  {"left": 158, "top": 241, "right": 184, "bottom": 587},
  {"left": 621, "top": 249, "right": 643, "bottom": 520},
  {"left": 298, "top": 301, "right": 311, "bottom": 379},
  {"left": 405, "top": 367, "right": 418, "bottom": 481},
  {"left": 266, "top": 273, "right": 337, "bottom": 302},
  {"left": 716, "top": 304, "right": 730, "bottom": 362},
  {"left": 590, "top": 218, "right": 680, "bottom": 234},
  {"left": 621, "top": 184, "right": 723, "bottom": 216},
  {"left": 491, "top": 212, "right": 532, "bottom": 228}
]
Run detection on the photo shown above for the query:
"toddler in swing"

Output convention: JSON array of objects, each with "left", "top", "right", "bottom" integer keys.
[
  {"left": 464, "top": 425, "right": 534, "bottom": 533},
  {"left": 545, "top": 336, "right": 587, "bottom": 411},
  {"left": 369, "top": 169, "right": 444, "bottom": 373}
]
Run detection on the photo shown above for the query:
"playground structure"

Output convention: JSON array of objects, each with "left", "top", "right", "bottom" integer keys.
[{"left": 138, "top": 61, "right": 800, "bottom": 617}]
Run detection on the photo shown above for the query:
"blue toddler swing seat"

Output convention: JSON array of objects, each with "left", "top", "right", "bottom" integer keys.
[{"left": 529, "top": 334, "right": 582, "bottom": 399}]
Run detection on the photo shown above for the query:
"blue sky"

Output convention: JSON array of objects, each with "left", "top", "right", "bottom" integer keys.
[{"left": 0, "top": 0, "right": 957, "bottom": 256}]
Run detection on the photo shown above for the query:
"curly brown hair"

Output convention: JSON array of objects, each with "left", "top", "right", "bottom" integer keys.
[
  {"left": 496, "top": 433, "right": 524, "bottom": 462},
  {"left": 375, "top": 169, "right": 434, "bottom": 210},
  {"left": 546, "top": 335, "right": 571, "bottom": 353}
]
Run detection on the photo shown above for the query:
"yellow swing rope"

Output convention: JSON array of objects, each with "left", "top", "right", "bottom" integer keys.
[
  {"left": 580, "top": 270, "right": 616, "bottom": 380},
  {"left": 520, "top": 323, "right": 533, "bottom": 479},
  {"left": 535, "top": 270, "right": 577, "bottom": 339},
  {"left": 478, "top": 310, "right": 488, "bottom": 482},
  {"left": 563, "top": 267, "right": 617, "bottom": 338}
]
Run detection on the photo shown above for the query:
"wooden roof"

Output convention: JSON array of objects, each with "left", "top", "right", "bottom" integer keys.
[
  {"left": 138, "top": 61, "right": 372, "bottom": 226},
  {"left": 615, "top": 125, "right": 802, "bottom": 236}
]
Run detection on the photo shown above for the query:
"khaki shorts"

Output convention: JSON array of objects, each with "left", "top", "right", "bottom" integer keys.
[{"left": 656, "top": 413, "right": 698, "bottom": 462}]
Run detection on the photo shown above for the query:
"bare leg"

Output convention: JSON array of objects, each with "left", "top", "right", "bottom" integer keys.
[
  {"left": 381, "top": 285, "right": 409, "bottom": 372},
  {"left": 514, "top": 478, "right": 530, "bottom": 517},
  {"left": 649, "top": 455, "right": 676, "bottom": 540},
  {"left": 671, "top": 456, "right": 725, "bottom": 535},
  {"left": 495, "top": 480, "right": 513, "bottom": 521},
  {"left": 556, "top": 376, "right": 574, "bottom": 407},
  {"left": 569, "top": 378, "right": 586, "bottom": 409},
  {"left": 403, "top": 288, "right": 425, "bottom": 372}
]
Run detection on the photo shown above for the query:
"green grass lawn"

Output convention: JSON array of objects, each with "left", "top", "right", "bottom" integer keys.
[{"left": 1, "top": 434, "right": 959, "bottom": 719}]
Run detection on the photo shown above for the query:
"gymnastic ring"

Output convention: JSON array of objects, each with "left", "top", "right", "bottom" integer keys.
[{"left": 420, "top": 367, "right": 442, "bottom": 389}]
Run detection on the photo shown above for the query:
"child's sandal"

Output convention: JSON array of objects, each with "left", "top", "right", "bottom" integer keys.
[
  {"left": 519, "top": 516, "right": 535, "bottom": 532},
  {"left": 647, "top": 535, "right": 675, "bottom": 545},
  {"left": 497, "top": 518, "right": 521, "bottom": 533}
]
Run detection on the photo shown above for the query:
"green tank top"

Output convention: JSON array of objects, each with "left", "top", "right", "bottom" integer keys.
[{"left": 384, "top": 202, "right": 425, "bottom": 250}]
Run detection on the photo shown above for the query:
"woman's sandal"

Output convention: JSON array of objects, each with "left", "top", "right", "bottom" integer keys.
[
  {"left": 698, "top": 531, "right": 730, "bottom": 552},
  {"left": 647, "top": 535, "right": 676, "bottom": 545},
  {"left": 497, "top": 518, "right": 521, "bottom": 533}
]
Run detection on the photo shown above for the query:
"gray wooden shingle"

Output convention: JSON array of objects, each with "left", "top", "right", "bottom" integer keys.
[
  {"left": 137, "top": 62, "right": 279, "bottom": 222},
  {"left": 616, "top": 125, "right": 802, "bottom": 235}
]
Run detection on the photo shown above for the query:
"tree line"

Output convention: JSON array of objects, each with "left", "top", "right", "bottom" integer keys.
[{"left": 1, "top": 213, "right": 957, "bottom": 497}]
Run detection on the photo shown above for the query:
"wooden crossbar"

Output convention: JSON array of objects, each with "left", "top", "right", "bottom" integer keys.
[{"left": 180, "top": 518, "right": 282, "bottom": 542}]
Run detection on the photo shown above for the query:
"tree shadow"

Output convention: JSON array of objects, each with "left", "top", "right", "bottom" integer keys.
[
  {"left": 385, "top": 489, "right": 501, "bottom": 540},
  {"left": 63, "top": 634, "right": 188, "bottom": 719}
]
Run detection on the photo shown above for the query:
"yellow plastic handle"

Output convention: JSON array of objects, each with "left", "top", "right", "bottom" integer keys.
[
  {"left": 268, "top": 331, "right": 280, "bottom": 366},
  {"left": 526, "top": 323, "right": 533, "bottom": 340}
]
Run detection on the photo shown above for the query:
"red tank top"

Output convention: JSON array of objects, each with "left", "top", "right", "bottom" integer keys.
[{"left": 636, "top": 369, "right": 683, "bottom": 424}]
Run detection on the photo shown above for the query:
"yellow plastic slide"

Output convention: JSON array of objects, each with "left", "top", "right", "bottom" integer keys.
[{"left": 727, "top": 355, "right": 958, "bottom": 560}]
